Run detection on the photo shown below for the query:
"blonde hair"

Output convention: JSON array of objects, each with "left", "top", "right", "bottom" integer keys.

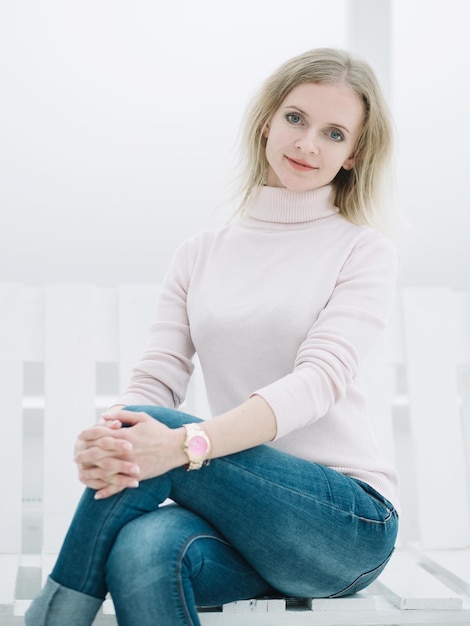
[{"left": 235, "top": 48, "right": 395, "bottom": 232}]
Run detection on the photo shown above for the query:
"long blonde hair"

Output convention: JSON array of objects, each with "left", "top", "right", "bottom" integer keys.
[{"left": 235, "top": 48, "right": 395, "bottom": 232}]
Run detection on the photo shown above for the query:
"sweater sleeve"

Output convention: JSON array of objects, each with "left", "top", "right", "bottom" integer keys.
[
  {"left": 253, "top": 232, "right": 398, "bottom": 440},
  {"left": 118, "top": 238, "right": 196, "bottom": 408}
]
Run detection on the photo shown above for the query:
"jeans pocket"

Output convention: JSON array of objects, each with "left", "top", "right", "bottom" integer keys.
[
  {"left": 353, "top": 479, "right": 397, "bottom": 523},
  {"left": 328, "top": 549, "right": 394, "bottom": 598}
]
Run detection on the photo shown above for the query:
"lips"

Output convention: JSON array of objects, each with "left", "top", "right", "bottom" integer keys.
[{"left": 286, "top": 156, "right": 317, "bottom": 171}]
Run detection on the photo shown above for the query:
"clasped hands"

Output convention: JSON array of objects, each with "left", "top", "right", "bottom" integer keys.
[{"left": 74, "top": 410, "right": 187, "bottom": 500}]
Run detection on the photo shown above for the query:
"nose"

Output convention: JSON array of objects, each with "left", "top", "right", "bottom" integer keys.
[{"left": 295, "top": 131, "right": 319, "bottom": 155}]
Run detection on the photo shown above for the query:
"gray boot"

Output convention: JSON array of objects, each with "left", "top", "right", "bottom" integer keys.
[{"left": 25, "top": 576, "right": 102, "bottom": 626}]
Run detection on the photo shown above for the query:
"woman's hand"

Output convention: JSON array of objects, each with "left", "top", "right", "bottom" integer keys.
[
  {"left": 73, "top": 418, "right": 140, "bottom": 494},
  {"left": 74, "top": 410, "right": 187, "bottom": 500}
]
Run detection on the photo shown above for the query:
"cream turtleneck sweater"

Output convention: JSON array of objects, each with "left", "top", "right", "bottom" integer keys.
[{"left": 119, "top": 185, "right": 400, "bottom": 510}]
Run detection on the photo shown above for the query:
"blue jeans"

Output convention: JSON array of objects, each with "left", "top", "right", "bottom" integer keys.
[{"left": 29, "top": 406, "right": 398, "bottom": 626}]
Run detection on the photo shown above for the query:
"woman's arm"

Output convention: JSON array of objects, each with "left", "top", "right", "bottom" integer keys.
[
  {"left": 74, "top": 395, "right": 276, "bottom": 499},
  {"left": 204, "top": 394, "right": 277, "bottom": 456},
  {"left": 75, "top": 230, "right": 397, "bottom": 498}
]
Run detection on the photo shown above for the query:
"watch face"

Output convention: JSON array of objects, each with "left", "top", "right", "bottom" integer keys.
[{"left": 188, "top": 435, "right": 209, "bottom": 458}]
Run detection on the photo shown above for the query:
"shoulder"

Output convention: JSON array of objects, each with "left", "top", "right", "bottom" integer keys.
[
  {"left": 165, "top": 225, "right": 232, "bottom": 279},
  {"left": 173, "top": 224, "right": 230, "bottom": 257},
  {"left": 333, "top": 215, "right": 398, "bottom": 262},
  {"left": 326, "top": 219, "right": 399, "bottom": 291},
  {"left": 354, "top": 224, "right": 397, "bottom": 259}
]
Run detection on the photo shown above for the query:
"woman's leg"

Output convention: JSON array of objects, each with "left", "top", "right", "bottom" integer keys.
[
  {"left": 122, "top": 406, "right": 398, "bottom": 598},
  {"left": 23, "top": 580, "right": 102, "bottom": 626},
  {"left": 27, "top": 405, "right": 398, "bottom": 624},
  {"left": 172, "top": 448, "right": 397, "bottom": 598},
  {"left": 106, "top": 503, "right": 275, "bottom": 626},
  {"left": 25, "top": 438, "right": 172, "bottom": 625}
]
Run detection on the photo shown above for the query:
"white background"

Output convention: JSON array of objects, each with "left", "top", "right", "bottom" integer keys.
[{"left": 0, "top": 0, "right": 469, "bottom": 288}]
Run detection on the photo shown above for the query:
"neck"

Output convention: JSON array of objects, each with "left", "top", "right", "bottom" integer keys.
[{"left": 242, "top": 185, "right": 338, "bottom": 226}]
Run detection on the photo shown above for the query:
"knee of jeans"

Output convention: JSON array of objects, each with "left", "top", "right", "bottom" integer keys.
[
  {"left": 106, "top": 524, "right": 143, "bottom": 587},
  {"left": 109, "top": 513, "right": 174, "bottom": 569},
  {"left": 105, "top": 507, "right": 206, "bottom": 593}
]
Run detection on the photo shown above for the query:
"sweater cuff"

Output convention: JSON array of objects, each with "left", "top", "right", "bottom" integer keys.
[{"left": 250, "top": 387, "right": 297, "bottom": 441}]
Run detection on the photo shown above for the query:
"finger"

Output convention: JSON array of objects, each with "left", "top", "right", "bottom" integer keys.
[
  {"left": 95, "top": 435, "right": 133, "bottom": 453},
  {"left": 78, "top": 457, "right": 140, "bottom": 480},
  {"left": 74, "top": 438, "right": 86, "bottom": 457},
  {"left": 97, "top": 418, "right": 122, "bottom": 429},
  {"left": 98, "top": 456, "right": 141, "bottom": 477},
  {"left": 102, "top": 410, "right": 150, "bottom": 427},
  {"left": 78, "top": 475, "right": 109, "bottom": 490},
  {"left": 94, "top": 482, "right": 135, "bottom": 500},
  {"left": 79, "top": 469, "right": 139, "bottom": 490},
  {"left": 74, "top": 441, "right": 135, "bottom": 468},
  {"left": 78, "top": 424, "right": 122, "bottom": 443}
]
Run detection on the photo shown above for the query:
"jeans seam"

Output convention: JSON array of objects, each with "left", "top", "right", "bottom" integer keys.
[
  {"left": 80, "top": 488, "right": 130, "bottom": 596},
  {"left": 328, "top": 547, "right": 395, "bottom": 597},
  {"left": 220, "top": 456, "right": 393, "bottom": 524},
  {"left": 181, "top": 534, "right": 232, "bottom": 581},
  {"left": 177, "top": 534, "right": 232, "bottom": 626}
]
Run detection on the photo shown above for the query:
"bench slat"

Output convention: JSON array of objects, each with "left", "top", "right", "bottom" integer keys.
[
  {"left": 421, "top": 549, "right": 470, "bottom": 594},
  {"left": 21, "top": 287, "right": 45, "bottom": 362},
  {"left": 222, "top": 599, "right": 285, "bottom": 613},
  {"left": 374, "top": 550, "right": 462, "bottom": 609},
  {"left": 199, "top": 601, "right": 470, "bottom": 626},
  {"left": 363, "top": 323, "right": 396, "bottom": 467},
  {"left": 0, "top": 555, "right": 20, "bottom": 613},
  {"left": 403, "top": 288, "right": 470, "bottom": 549},
  {"left": 311, "top": 592, "right": 375, "bottom": 611},
  {"left": 117, "top": 285, "right": 161, "bottom": 392},
  {"left": 43, "top": 285, "right": 98, "bottom": 554},
  {"left": 0, "top": 285, "right": 23, "bottom": 554},
  {"left": 95, "top": 287, "right": 119, "bottom": 363},
  {"left": 2, "top": 285, "right": 470, "bottom": 626}
]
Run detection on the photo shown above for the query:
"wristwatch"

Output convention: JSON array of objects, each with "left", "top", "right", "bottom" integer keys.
[{"left": 182, "top": 423, "right": 212, "bottom": 470}]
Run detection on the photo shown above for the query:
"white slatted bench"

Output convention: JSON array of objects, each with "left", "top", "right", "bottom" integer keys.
[{"left": 1, "top": 284, "right": 469, "bottom": 625}]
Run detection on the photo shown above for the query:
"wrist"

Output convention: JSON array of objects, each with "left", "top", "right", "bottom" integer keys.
[
  {"left": 182, "top": 423, "right": 212, "bottom": 470},
  {"left": 171, "top": 427, "right": 189, "bottom": 469}
]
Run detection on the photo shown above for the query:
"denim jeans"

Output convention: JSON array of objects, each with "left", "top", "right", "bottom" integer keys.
[{"left": 27, "top": 406, "right": 398, "bottom": 626}]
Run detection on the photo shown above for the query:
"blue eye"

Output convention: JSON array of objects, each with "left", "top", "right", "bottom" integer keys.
[
  {"left": 328, "top": 129, "right": 344, "bottom": 142},
  {"left": 286, "top": 113, "right": 302, "bottom": 125}
]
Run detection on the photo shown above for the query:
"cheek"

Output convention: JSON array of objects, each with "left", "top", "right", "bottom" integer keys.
[
  {"left": 264, "top": 144, "right": 275, "bottom": 173},
  {"left": 266, "top": 129, "right": 291, "bottom": 163},
  {"left": 264, "top": 134, "right": 277, "bottom": 160}
]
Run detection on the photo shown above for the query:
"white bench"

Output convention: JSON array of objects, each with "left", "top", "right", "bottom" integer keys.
[{"left": 1, "top": 284, "right": 469, "bottom": 625}]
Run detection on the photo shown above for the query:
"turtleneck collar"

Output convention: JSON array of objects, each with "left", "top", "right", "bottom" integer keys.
[{"left": 241, "top": 184, "right": 339, "bottom": 227}]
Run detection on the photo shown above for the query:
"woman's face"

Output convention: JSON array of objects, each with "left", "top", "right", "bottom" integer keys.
[{"left": 264, "top": 82, "right": 364, "bottom": 192}]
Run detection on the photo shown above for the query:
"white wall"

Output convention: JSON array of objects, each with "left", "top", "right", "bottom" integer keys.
[
  {"left": 391, "top": 0, "right": 470, "bottom": 288},
  {"left": 0, "top": 0, "right": 349, "bottom": 285},
  {"left": 1, "top": 0, "right": 469, "bottom": 288}
]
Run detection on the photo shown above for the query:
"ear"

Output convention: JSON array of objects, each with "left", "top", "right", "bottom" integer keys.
[
  {"left": 342, "top": 154, "right": 356, "bottom": 171},
  {"left": 262, "top": 121, "right": 270, "bottom": 138}
]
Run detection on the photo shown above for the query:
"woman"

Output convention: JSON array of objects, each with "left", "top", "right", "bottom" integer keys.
[{"left": 27, "top": 47, "right": 400, "bottom": 626}]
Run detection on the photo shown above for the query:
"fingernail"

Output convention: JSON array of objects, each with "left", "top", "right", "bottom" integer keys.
[
  {"left": 130, "top": 465, "right": 140, "bottom": 475},
  {"left": 130, "top": 480, "right": 139, "bottom": 488},
  {"left": 94, "top": 492, "right": 103, "bottom": 500},
  {"left": 122, "top": 442, "right": 132, "bottom": 450}
]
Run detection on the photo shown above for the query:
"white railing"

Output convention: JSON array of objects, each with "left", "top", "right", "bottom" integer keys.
[{"left": 1, "top": 284, "right": 469, "bottom": 625}]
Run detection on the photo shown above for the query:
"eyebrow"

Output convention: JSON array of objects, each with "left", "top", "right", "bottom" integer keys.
[{"left": 284, "top": 105, "right": 352, "bottom": 135}]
